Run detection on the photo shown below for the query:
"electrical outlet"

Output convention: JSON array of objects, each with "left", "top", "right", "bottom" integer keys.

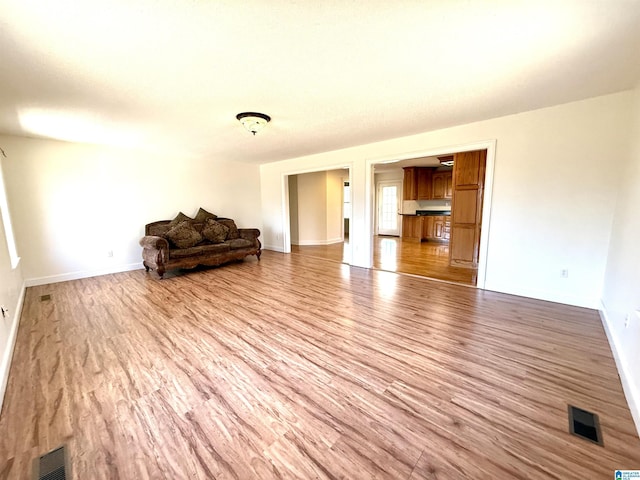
[
  {"left": 107, "top": 250, "right": 114, "bottom": 258},
  {"left": 561, "top": 268, "right": 569, "bottom": 278},
  {"left": 625, "top": 314, "right": 631, "bottom": 328}
]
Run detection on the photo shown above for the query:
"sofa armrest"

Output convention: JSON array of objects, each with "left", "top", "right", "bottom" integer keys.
[
  {"left": 139, "top": 235, "right": 169, "bottom": 250},
  {"left": 238, "top": 229, "right": 260, "bottom": 241}
]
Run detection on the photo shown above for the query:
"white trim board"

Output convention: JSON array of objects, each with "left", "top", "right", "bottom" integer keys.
[
  {"left": 264, "top": 245, "right": 286, "bottom": 253},
  {"left": 293, "top": 238, "right": 343, "bottom": 246},
  {"left": 482, "top": 283, "right": 598, "bottom": 310},
  {"left": 25, "top": 262, "right": 143, "bottom": 287},
  {"left": 599, "top": 302, "right": 640, "bottom": 438},
  {"left": 0, "top": 281, "right": 26, "bottom": 414}
]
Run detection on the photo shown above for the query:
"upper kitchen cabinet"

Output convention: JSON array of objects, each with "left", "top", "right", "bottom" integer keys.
[
  {"left": 404, "top": 167, "right": 435, "bottom": 200},
  {"left": 454, "top": 151, "right": 483, "bottom": 187},
  {"left": 403, "top": 167, "right": 417, "bottom": 200},
  {"left": 417, "top": 168, "right": 433, "bottom": 200},
  {"left": 432, "top": 171, "right": 453, "bottom": 199}
]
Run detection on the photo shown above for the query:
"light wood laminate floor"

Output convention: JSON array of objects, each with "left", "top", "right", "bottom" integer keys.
[
  {"left": 1, "top": 251, "right": 638, "bottom": 479},
  {"left": 292, "top": 236, "right": 476, "bottom": 285}
]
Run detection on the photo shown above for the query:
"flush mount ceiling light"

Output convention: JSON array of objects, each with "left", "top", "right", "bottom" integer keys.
[
  {"left": 236, "top": 112, "right": 271, "bottom": 135},
  {"left": 438, "top": 155, "right": 454, "bottom": 166}
]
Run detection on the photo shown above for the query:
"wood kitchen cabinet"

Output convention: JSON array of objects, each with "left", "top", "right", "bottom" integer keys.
[
  {"left": 432, "top": 171, "right": 453, "bottom": 199},
  {"left": 402, "top": 215, "right": 411, "bottom": 237},
  {"left": 450, "top": 150, "right": 486, "bottom": 268},
  {"left": 422, "top": 216, "right": 433, "bottom": 239},
  {"left": 416, "top": 168, "right": 432, "bottom": 200},
  {"left": 404, "top": 167, "right": 435, "bottom": 200},
  {"left": 402, "top": 215, "right": 421, "bottom": 241},
  {"left": 403, "top": 215, "right": 451, "bottom": 243},
  {"left": 445, "top": 174, "right": 453, "bottom": 198},
  {"left": 403, "top": 167, "right": 417, "bottom": 200},
  {"left": 433, "top": 217, "right": 444, "bottom": 239},
  {"left": 425, "top": 215, "right": 450, "bottom": 242}
]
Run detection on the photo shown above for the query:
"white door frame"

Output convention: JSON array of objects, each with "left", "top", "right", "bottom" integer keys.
[
  {"left": 376, "top": 180, "right": 402, "bottom": 236},
  {"left": 280, "top": 165, "right": 354, "bottom": 263}
]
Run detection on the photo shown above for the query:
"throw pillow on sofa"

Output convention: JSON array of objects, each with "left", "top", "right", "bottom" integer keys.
[
  {"left": 202, "top": 218, "right": 229, "bottom": 244},
  {"left": 193, "top": 207, "right": 217, "bottom": 223},
  {"left": 164, "top": 221, "right": 203, "bottom": 249},
  {"left": 169, "top": 211, "right": 193, "bottom": 226},
  {"left": 217, "top": 218, "right": 240, "bottom": 240}
]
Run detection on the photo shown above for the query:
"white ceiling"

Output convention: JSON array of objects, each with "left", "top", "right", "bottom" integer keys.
[{"left": 1, "top": 0, "right": 639, "bottom": 164}]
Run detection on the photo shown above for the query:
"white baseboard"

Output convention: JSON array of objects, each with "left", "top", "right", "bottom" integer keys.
[
  {"left": 482, "top": 282, "right": 598, "bottom": 309},
  {"left": 25, "top": 262, "right": 143, "bottom": 287},
  {"left": 296, "top": 238, "right": 343, "bottom": 246},
  {"left": 264, "top": 245, "right": 286, "bottom": 253},
  {"left": 0, "top": 281, "right": 26, "bottom": 414},
  {"left": 599, "top": 301, "right": 640, "bottom": 438}
]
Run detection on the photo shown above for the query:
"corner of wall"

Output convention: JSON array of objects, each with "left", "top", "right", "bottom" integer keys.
[
  {"left": 0, "top": 281, "right": 26, "bottom": 414},
  {"left": 599, "top": 302, "right": 640, "bottom": 438}
]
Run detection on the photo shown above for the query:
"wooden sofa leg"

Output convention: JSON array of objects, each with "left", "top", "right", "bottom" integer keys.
[
  {"left": 157, "top": 267, "right": 165, "bottom": 279},
  {"left": 143, "top": 261, "right": 150, "bottom": 272},
  {"left": 256, "top": 250, "right": 261, "bottom": 261}
]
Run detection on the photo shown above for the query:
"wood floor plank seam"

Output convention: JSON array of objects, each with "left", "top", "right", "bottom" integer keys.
[{"left": 0, "top": 251, "right": 638, "bottom": 479}]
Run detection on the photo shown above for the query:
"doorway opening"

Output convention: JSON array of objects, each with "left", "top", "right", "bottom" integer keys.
[
  {"left": 371, "top": 148, "right": 489, "bottom": 286},
  {"left": 376, "top": 181, "right": 402, "bottom": 236},
  {"left": 287, "top": 168, "right": 352, "bottom": 265}
]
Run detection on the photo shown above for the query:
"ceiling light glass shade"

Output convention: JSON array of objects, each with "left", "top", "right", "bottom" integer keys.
[{"left": 236, "top": 112, "right": 271, "bottom": 135}]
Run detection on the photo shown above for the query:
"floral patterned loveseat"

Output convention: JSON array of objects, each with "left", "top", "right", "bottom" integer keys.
[{"left": 139, "top": 208, "right": 261, "bottom": 278}]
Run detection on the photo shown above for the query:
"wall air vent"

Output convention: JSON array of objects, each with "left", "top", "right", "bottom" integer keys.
[{"left": 40, "top": 294, "right": 51, "bottom": 302}]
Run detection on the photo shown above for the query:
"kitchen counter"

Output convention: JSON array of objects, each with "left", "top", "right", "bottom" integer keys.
[{"left": 402, "top": 210, "right": 451, "bottom": 216}]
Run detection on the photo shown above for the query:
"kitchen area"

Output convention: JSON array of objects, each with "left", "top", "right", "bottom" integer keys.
[
  {"left": 400, "top": 157, "right": 453, "bottom": 244},
  {"left": 374, "top": 150, "right": 486, "bottom": 285},
  {"left": 289, "top": 150, "right": 486, "bottom": 286}
]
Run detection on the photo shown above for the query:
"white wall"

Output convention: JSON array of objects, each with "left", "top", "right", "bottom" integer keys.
[
  {"left": 374, "top": 170, "right": 404, "bottom": 184},
  {"left": 261, "top": 91, "right": 632, "bottom": 308},
  {"left": 290, "top": 169, "right": 345, "bottom": 245},
  {"left": 0, "top": 135, "right": 263, "bottom": 284},
  {"left": 326, "top": 170, "right": 344, "bottom": 243},
  {"left": 601, "top": 85, "right": 640, "bottom": 434},
  {"left": 288, "top": 176, "right": 299, "bottom": 245},
  {"left": 0, "top": 157, "right": 25, "bottom": 412},
  {"left": 295, "top": 171, "right": 328, "bottom": 245}
]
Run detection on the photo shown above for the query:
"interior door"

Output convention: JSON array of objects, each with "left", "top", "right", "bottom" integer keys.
[{"left": 377, "top": 181, "right": 401, "bottom": 236}]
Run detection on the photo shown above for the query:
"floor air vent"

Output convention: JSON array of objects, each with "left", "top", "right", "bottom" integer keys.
[
  {"left": 33, "top": 445, "right": 68, "bottom": 480},
  {"left": 40, "top": 294, "right": 51, "bottom": 302},
  {"left": 568, "top": 405, "right": 603, "bottom": 446}
]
